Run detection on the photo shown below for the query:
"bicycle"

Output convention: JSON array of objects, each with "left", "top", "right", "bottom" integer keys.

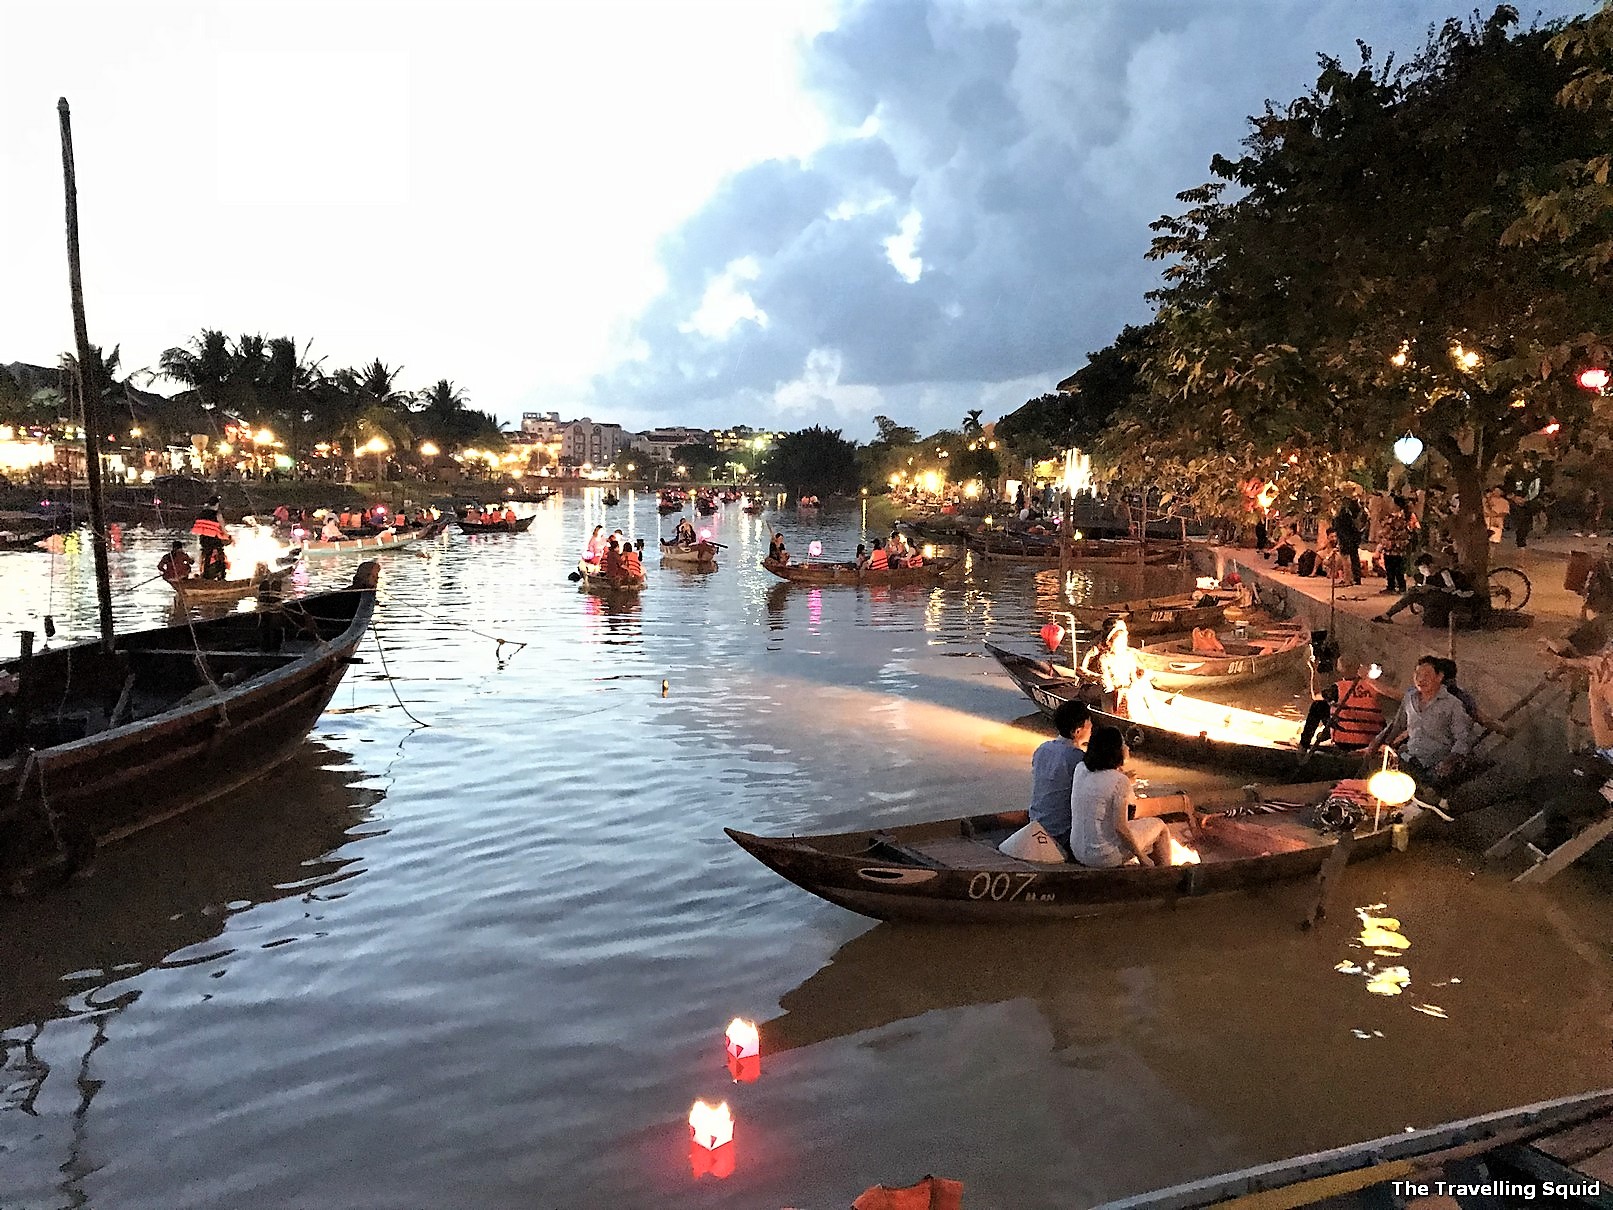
[{"left": 1405, "top": 565, "right": 1532, "bottom": 615}]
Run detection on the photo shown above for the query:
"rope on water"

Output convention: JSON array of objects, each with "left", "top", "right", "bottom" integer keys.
[
  {"left": 369, "top": 621, "right": 430, "bottom": 728},
  {"left": 435, "top": 619, "right": 528, "bottom": 662}
]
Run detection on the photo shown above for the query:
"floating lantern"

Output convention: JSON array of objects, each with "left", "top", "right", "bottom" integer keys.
[
  {"left": 808, "top": 540, "right": 823, "bottom": 557},
  {"left": 724, "top": 1018, "right": 761, "bottom": 1082},
  {"left": 699, "top": 528, "right": 712, "bottom": 542},
  {"left": 688, "top": 1100, "right": 735, "bottom": 1177},
  {"left": 1039, "top": 623, "right": 1065, "bottom": 653}
]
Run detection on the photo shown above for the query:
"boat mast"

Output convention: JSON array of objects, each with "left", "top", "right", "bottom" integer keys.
[{"left": 57, "top": 98, "right": 116, "bottom": 650}]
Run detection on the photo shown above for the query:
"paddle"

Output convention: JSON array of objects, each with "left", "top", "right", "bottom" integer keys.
[{"left": 567, "top": 570, "right": 582, "bottom": 582}]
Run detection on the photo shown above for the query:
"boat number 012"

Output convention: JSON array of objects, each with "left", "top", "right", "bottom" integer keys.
[{"left": 967, "top": 872, "right": 1039, "bottom": 901}]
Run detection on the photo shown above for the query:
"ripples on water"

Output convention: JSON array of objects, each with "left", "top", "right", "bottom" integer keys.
[{"left": 2, "top": 491, "right": 1611, "bottom": 1209}]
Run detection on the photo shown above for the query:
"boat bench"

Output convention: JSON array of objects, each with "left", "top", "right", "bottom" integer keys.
[{"left": 879, "top": 833, "right": 1051, "bottom": 872}]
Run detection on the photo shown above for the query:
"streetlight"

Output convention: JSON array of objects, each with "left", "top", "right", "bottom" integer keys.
[
  {"left": 419, "top": 441, "right": 439, "bottom": 457},
  {"left": 363, "top": 436, "right": 388, "bottom": 483}
]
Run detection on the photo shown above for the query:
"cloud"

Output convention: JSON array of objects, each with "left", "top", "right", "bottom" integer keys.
[{"left": 590, "top": 0, "right": 1582, "bottom": 440}]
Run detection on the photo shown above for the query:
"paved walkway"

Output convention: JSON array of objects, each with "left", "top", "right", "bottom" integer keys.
[{"left": 1199, "top": 530, "right": 1601, "bottom": 793}]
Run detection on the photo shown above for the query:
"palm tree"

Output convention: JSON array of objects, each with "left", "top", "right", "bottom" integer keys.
[
  {"left": 962, "top": 409, "right": 984, "bottom": 436},
  {"left": 159, "top": 330, "right": 233, "bottom": 410}
]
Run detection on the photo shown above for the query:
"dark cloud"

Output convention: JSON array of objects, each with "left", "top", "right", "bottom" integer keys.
[{"left": 595, "top": 0, "right": 1586, "bottom": 438}]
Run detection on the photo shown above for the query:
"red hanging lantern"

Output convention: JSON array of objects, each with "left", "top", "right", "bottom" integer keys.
[{"left": 1039, "top": 623, "right": 1065, "bottom": 653}]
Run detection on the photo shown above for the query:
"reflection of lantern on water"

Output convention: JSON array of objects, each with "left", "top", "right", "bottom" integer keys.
[
  {"left": 688, "top": 1100, "right": 736, "bottom": 1179},
  {"left": 724, "top": 1018, "right": 760, "bottom": 1082},
  {"left": 1039, "top": 623, "right": 1065, "bottom": 653}
]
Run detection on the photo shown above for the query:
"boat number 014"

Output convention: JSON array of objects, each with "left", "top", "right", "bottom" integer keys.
[{"left": 967, "top": 872, "right": 1040, "bottom": 901}]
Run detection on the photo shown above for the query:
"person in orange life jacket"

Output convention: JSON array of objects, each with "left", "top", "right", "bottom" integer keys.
[
  {"left": 1299, "top": 657, "right": 1399, "bottom": 751},
  {"left": 158, "top": 541, "right": 194, "bottom": 583},
  {"left": 190, "top": 495, "right": 232, "bottom": 580},
  {"left": 867, "top": 539, "right": 890, "bottom": 570},
  {"left": 600, "top": 537, "right": 624, "bottom": 579},
  {"left": 617, "top": 542, "right": 643, "bottom": 580}
]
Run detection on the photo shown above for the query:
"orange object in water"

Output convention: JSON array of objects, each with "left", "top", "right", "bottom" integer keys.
[
  {"left": 853, "top": 1175, "right": 965, "bottom": 1210},
  {"left": 1039, "top": 623, "right": 1065, "bottom": 653}
]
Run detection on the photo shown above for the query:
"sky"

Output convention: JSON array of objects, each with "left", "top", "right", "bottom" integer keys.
[{"left": 1, "top": 0, "right": 1591, "bottom": 442}]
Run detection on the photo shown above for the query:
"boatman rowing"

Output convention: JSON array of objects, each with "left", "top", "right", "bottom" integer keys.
[{"left": 190, "top": 494, "right": 233, "bottom": 580}]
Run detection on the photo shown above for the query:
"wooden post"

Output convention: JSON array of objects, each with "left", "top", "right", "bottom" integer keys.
[{"left": 58, "top": 98, "right": 116, "bottom": 651}]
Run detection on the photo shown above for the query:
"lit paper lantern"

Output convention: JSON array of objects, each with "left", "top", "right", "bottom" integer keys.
[
  {"left": 1392, "top": 434, "right": 1424, "bottom": 466},
  {"left": 1578, "top": 367, "right": 1610, "bottom": 393},
  {"left": 689, "top": 1100, "right": 733, "bottom": 1151},
  {"left": 1039, "top": 623, "right": 1065, "bottom": 653},
  {"left": 724, "top": 1018, "right": 761, "bottom": 1083},
  {"left": 699, "top": 528, "right": 712, "bottom": 542},
  {"left": 1367, "top": 768, "right": 1416, "bottom": 807},
  {"left": 808, "top": 540, "right": 823, "bottom": 557}
]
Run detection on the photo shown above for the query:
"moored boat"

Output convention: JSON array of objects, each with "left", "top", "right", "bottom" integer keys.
[
  {"left": 968, "top": 533, "right": 1185, "bottom": 565},
  {"left": 1133, "top": 624, "right": 1309, "bottom": 689},
  {"left": 455, "top": 514, "right": 536, "bottom": 534},
  {"left": 1069, "top": 590, "right": 1236, "bottom": 637},
  {"left": 1, "top": 562, "right": 382, "bottom": 891},
  {"left": 985, "top": 642, "right": 1362, "bottom": 781},
  {"left": 1095, "top": 1087, "right": 1613, "bottom": 1209},
  {"left": 761, "top": 556, "right": 959, "bottom": 585},
  {"left": 726, "top": 778, "right": 1420, "bottom": 923}
]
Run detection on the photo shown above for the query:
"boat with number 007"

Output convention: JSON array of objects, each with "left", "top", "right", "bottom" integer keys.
[{"left": 726, "top": 780, "right": 1420, "bottom": 923}]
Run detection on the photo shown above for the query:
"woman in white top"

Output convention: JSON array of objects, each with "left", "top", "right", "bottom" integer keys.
[{"left": 1068, "top": 725, "right": 1174, "bottom": 868}]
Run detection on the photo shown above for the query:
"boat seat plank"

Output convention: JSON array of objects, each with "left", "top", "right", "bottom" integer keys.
[
  {"left": 901, "top": 835, "right": 1050, "bottom": 872},
  {"left": 1534, "top": 1114, "right": 1613, "bottom": 1164}
]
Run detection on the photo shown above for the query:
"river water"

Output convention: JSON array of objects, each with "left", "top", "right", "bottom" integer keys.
[{"left": 2, "top": 489, "right": 1610, "bottom": 1209}]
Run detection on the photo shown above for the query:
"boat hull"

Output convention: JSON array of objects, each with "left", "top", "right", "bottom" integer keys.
[
  {"left": 1070, "top": 593, "right": 1233, "bottom": 637},
  {"left": 659, "top": 540, "right": 717, "bottom": 567},
  {"left": 456, "top": 515, "right": 535, "bottom": 534},
  {"left": 0, "top": 566, "right": 380, "bottom": 889},
  {"left": 302, "top": 519, "right": 446, "bottom": 557},
  {"left": 761, "top": 557, "right": 959, "bottom": 585},
  {"left": 576, "top": 560, "right": 646, "bottom": 592},
  {"left": 1134, "top": 627, "right": 1309, "bottom": 689},
  {"left": 985, "top": 642, "right": 1362, "bottom": 781}
]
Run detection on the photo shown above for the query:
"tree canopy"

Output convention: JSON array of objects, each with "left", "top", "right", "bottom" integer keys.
[{"left": 759, "top": 425, "right": 860, "bottom": 496}]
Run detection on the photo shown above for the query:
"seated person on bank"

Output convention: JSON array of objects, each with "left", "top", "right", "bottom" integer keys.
[
  {"left": 1069, "top": 725, "right": 1181, "bottom": 868},
  {"left": 1027, "top": 699, "right": 1093, "bottom": 856},
  {"left": 1272, "top": 524, "right": 1304, "bottom": 569},
  {"left": 1190, "top": 626, "right": 1226, "bottom": 654},
  {"left": 1373, "top": 553, "right": 1474, "bottom": 624},
  {"left": 1366, "top": 655, "right": 1479, "bottom": 787}
]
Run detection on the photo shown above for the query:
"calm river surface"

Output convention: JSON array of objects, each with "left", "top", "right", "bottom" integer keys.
[{"left": 2, "top": 489, "right": 1611, "bottom": 1209}]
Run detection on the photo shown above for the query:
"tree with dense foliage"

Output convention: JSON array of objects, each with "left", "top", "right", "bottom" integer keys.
[
  {"left": 1108, "top": 6, "right": 1611, "bottom": 588},
  {"left": 998, "top": 325, "right": 1154, "bottom": 464},
  {"left": 759, "top": 426, "right": 859, "bottom": 496},
  {"left": 671, "top": 441, "right": 722, "bottom": 479}
]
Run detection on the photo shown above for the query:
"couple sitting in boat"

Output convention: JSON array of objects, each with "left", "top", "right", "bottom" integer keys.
[
  {"left": 768, "top": 532, "right": 790, "bottom": 565},
  {"left": 584, "top": 525, "right": 626, "bottom": 564},
  {"left": 1025, "top": 700, "right": 1202, "bottom": 867},
  {"left": 598, "top": 533, "right": 644, "bottom": 581},
  {"left": 673, "top": 518, "right": 698, "bottom": 545}
]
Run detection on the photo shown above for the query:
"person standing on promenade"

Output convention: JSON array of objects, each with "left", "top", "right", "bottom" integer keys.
[{"left": 1332, "top": 490, "right": 1364, "bottom": 586}]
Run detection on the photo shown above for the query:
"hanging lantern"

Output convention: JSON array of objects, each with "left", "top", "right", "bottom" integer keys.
[
  {"left": 1392, "top": 434, "right": 1424, "bottom": 467},
  {"left": 1039, "top": 623, "right": 1065, "bottom": 653},
  {"left": 724, "top": 1017, "right": 761, "bottom": 1082},
  {"left": 1367, "top": 768, "right": 1417, "bottom": 807},
  {"left": 1578, "top": 367, "right": 1610, "bottom": 393}
]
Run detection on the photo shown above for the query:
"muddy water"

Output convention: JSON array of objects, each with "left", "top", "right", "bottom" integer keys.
[{"left": 1, "top": 491, "right": 1609, "bottom": 1209}]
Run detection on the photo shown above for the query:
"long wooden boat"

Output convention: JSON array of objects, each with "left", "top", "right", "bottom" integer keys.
[
  {"left": 0, "top": 562, "right": 382, "bottom": 892},
  {"left": 456, "top": 514, "right": 536, "bottom": 534},
  {"left": 169, "top": 561, "right": 291, "bottom": 605},
  {"left": 659, "top": 538, "right": 718, "bottom": 567},
  {"left": 575, "top": 559, "right": 646, "bottom": 593},
  {"left": 761, "top": 555, "right": 959, "bottom": 585},
  {"left": 726, "top": 779, "right": 1420, "bottom": 923},
  {"left": 1069, "top": 591, "right": 1236, "bottom": 637},
  {"left": 302, "top": 518, "right": 448, "bottom": 557},
  {"left": 1095, "top": 1087, "right": 1613, "bottom": 1209},
  {"left": 1134, "top": 624, "right": 1309, "bottom": 689},
  {"left": 985, "top": 642, "right": 1362, "bottom": 781},
  {"left": 969, "top": 535, "right": 1185, "bottom": 565}
]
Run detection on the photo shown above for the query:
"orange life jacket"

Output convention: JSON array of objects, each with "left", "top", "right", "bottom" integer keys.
[
  {"left": 1330, "top": 678, "right": 1385, "bottom": 748},
  {"left": 869, "top": 548, "right": 889, "bottom": 570},
  {"left": 189, "top": 507, "right": 226, "bottom": 540}
]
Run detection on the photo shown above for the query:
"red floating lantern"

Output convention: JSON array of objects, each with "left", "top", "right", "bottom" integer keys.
[
  {"left": 1579, "top": 367, "right": 1610, "bottom": 393},
  {"left": 724, "top": 1018, "right": 761, "bottom": 1082},
  {"left": 688, "top": 1100, "right": 735, "bottom": 1179},
  {"left": 1040, "top": 623, "right": 1065, "bottom": 653}
]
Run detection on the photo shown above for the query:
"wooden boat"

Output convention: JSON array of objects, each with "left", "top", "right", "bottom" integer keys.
[
  {"left": 455, "top": 514, "right": 536, "bottom": 534},
  {"left": 969, "top": 534, "right": 1185, "bottom": 565},
  {"left": 659, "top": 538, "right": 718, "bottom": 567},
  {"left": 0, "top": 562, "right": 382, "bottom": 891},
  {"left": 742, "top": 501, "right": 766, "bottom": 516},
  {"left": 1096, "top": 1087, "right": 1613, "bottom": 1209},
  {"left": 1069, "top": 591, "right": 1236, "bottom": 637},
  {"left": 1134, "top": 623, "right": 1309, "bottom": 689},
  {"left": 169, "top": 561, "right": 291, "bottom": 605},
  {"left": 575, "top": 559, "right": 646, "bottom": 593},
  {"left": 506, "top": 487, "right": 556, "bottom": 504},
  {"left": 726, "top": 779, "right": 1421, "bottom": 923},
  {"left": 602, "top": 492, "right": 620, "bottom": 506},
  {"left": 761, "top": 556, "right": 959, "bottom": 585},
  {"left": 985, "top": 642, "right": 1362, "bottom": 781},
  {"left": 302, "top": 518, "right": 448, "bottom": 557}
]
